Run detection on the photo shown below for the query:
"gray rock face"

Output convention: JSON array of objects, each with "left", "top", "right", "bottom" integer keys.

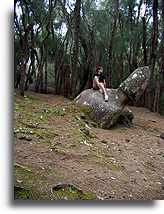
[
  {"left": 119, "top": 66, "right": 151, "bottom": 102},
  {"left": 75, "top": 66, "right": 151, "bottom": 129}
]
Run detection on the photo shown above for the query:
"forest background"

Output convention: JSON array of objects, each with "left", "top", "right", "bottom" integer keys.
[{"left": 14, "top": 0, "right": 164, "bottom": 114}]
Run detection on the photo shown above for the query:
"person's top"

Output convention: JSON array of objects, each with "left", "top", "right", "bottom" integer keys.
[{"left": 93, "top": 72, "right": 105, "bottom": 83}]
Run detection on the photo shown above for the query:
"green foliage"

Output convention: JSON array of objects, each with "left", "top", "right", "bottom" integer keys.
[
  {"left": 14, "top": 186, "right": 32, "bottom": 200},
  {"left": 14, "top": 0, "right": 164, "bottom": 114}
]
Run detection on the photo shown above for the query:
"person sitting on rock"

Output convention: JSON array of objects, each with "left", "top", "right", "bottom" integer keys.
[{"left": 93, "top": 65, "right": 109, "bottom": 102}]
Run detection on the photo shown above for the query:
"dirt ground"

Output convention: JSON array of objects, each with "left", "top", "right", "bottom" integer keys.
[{"left": 13, "top": 92, "right": 164, "bottom": 200}]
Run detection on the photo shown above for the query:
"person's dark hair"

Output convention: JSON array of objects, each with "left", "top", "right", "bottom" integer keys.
[{"left": 96, "top": 64, "right": 102, "bottom": 73}]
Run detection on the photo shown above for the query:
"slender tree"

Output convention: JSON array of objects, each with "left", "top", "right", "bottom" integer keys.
[
  {"left": 107, "top": 0, "right": 119, "bottom": 87},
  {"left": 71, "top": 0, "right": 81, "bottom": 97}
]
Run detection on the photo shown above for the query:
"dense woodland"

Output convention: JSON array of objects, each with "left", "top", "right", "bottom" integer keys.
[{"left": 14, "top": 0, "right": 164, "bottom": 114}]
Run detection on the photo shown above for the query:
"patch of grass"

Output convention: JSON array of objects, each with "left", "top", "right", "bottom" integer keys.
[
  {"left": 108, "top": 163, "right": 124, "bottom": 171},
  {"left": 25, "top": 94, "right": 40, "bottom": 101},
  {"left": 14, "top": 163, "right": 32, "bottom": 172},
  {"left": 88, "top": 150, "right": 124, "bottom": 172},
  {"left": 147, "top": 127, "right": 160, "bottom": 133},
  {"left": 64, "top": 103, "right": 79, "bottom": 114},
  {"left": 14, "top": 164, "right": 53, "bottom": 200},
  {"left": 14, "top": 103, "right": 23, "bottom": 112},
  {"left": 51, "top": 184, "right": 97, "bottom": 200},
  {"left": 32, "top": 128, "right": 58, "bottom": 139},
  {"left": 14, "top": 186, "right": 33, "bottom": 200},
  {"left": 80, "top": 192, "right": 97, "bottom": 200},
  {"left": 52, "top": 188, "right": 79, "bottom": 200},
  {"left": 144, "top": 161, "right": 156, "bottom": 172},
  {"left": 69, "top": 128, "right": 88, "bottom": 144},
  {"left": 49, "top": 146, "right": 68, "bottom": 155}
]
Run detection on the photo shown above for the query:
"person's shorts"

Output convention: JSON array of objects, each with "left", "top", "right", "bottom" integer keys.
[{"left": 93, "top": 85, "right": 99, "bottom": 90}]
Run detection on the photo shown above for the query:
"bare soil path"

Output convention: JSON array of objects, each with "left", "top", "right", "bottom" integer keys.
[{"left": 14, "top": 92, "right": 164, "bottom": 200}]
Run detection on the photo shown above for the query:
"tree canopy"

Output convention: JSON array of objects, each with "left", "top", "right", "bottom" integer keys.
[{"left": 14, "top": 0, "right": 164, "bottom": 114}]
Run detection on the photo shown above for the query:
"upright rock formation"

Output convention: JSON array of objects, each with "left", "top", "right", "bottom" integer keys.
[{"left": 75, "top": 66, "right": 151, "bottom": 128}]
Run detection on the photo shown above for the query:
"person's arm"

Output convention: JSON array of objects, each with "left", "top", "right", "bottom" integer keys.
[
  {"left": 104, "top": 79, "right": 106, "bottom": 88},
  {"left": 94, "top": 76, "right": 100, "bottom": 85}
]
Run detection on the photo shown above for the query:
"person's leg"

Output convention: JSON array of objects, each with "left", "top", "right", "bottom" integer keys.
[
  {"left": 93, "top": 79, "right": 108, "bottom": 101},
  {"left": 98, "top": 83, "right": 107, "bottom": 94},
  {"left": 98, "top": 83, "right": 108, "bottom": 101},
  {"left": 93, "top": 79, "right": 99, "bottom": 90}
]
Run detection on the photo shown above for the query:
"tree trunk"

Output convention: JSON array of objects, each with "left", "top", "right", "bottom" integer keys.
[
  {"left": 19, "top": 26, "right": 31, "bottom": 96},
  {"left": 148, "top": 0, "right": 158, "bottom": 110},
  {"left": 142, "top": 17, "right": 148, "bottom": 65},
  {"left": 44, "top": 51, "right": 48, "bottom": 94},
  {"left": 71, "top": 0, "right": 81, "bottom": 97},
  {"left": 19, "top": 57, "right": 27, "bottom": 96},
  {"left": 149, "top": 0, "right": 158, "bottom": 72},
  {"left": 107, "top": 0, "right": 119, "bottom": 88},
  {"left": 160, "top": 0, "right": 164, "bottom": 77},
  {"left": 35, "top": 46, "right": 44, "bottom": 92},
  {"left": 79, "top": 29, "right": 95, "bottom": 92},
  {"left": 35, "top": 0, "right": 54, "bottom": 93},
  {"left": 153, "top": 79, "right": 160, "bottom": 112},
  {"left": 154, "top": 0, "right": 164, "bottom": 113},
  {"left": 118, "top": 53, "right": 124, "bottom": 85}
]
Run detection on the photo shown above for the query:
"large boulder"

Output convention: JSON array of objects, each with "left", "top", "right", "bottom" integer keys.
[
  {"left": 75, "top": 66, "right": 151, "bottom": 129},
  {"left": 119, "top": 66, "right": 151, "bottom": 102}
]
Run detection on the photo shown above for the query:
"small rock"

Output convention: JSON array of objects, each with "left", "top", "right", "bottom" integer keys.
[
  {"left": 156, "top": 182, "right": 162, "bottom": 185},
  {"left": 80, "top": 127, "right": 90, "bottom": 136},
  {"left": 75, "top": 116, "right": 81, "bottom": 121},
  {"left": 87, "top": 168, "right": 93, "bottom": 171},
  {"left": 97, "top": 196, "right": 104, "bottom": 200},
  {"left": 17, "top": 179, "right": 23, "bottom": 183},
  {"left": 18, "top": 135, "right": 32, "bottom": 141},
  {"left": 111, "top": 176, "right": 116, "bottom": 180},
  {"left": 101, "top": 140, "right": 108, "bottom": 144},
  {"left": 150, "top": 120, "right": 156, "bottom": 123},
  {"left": 80, "top": 113, "right": 86, "bottom": 119},
  {"left": 64, "top": 196, "right": 68, "bottom": 200},
  {"left": 160, "top": 133, "right": 164, "bottom": 140},
  {"left": 85, "top": 124, "right": 91, "bottom": 130},
  {"left": 81, "top": 140, "right": 93, "bottom": 147},
  {"left": 43, "top": 108, "right": 49, "bottom": 113}
]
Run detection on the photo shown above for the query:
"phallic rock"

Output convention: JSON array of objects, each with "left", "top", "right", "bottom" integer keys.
[{"left": 75, "top": 66, "right": 150, "bottom": 129}]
